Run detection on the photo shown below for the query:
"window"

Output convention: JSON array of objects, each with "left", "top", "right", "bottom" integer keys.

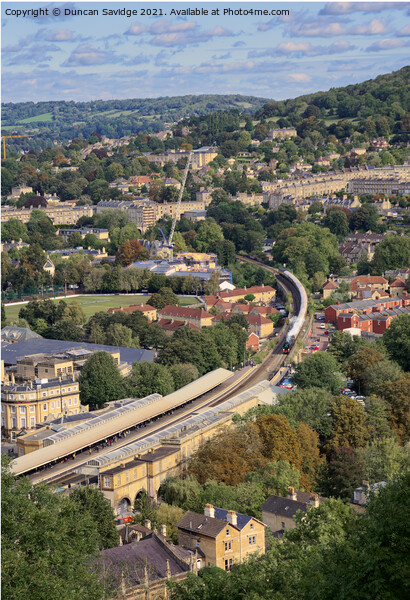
[
  {"left": 73, "top": 398, "right": 78, "bottom": 405},
  {"left": 20, "top": 407, "right": 25, "bottom": 414},
  {"left": 19, "top": 394, "right": 25, "bottom": 400},
  {"left": 68, "top": 387, "right": 71, "bottom": 392},
  {"left": 1, "top": 417, "right": 5, "bottom": 427},
  {"left": 250, "top": 523, "right": 254, "bottom": 530},
  {"left": 196, "top": 539, "right": 200, "bottom": 548},
  {"left": 62, "top": 389, "right": 66, "bottom": 393},
  {"left": 226, "top": 529, "right": 230, "bottom": 536},
  {"left": 9, "top": 395, "right": 14, "bottom": 400},
  {"left": 116, "top": 476, "right": 121, "bottom": 486},
  {"left": 50, "top": 402, "right": 55, "bottom": 410},
  {"left": 74, "top": 409, "right": 78, "bottom": 415},
  {"left": 56, "top": 400, "right": 61, "bottom": 408},
  {"left": 42, "top": 392, "right": 47, "bottom": 397},
  {"left": 249, "top": 536, "right": 256, "bottom": 545},
  {"left": 49, "top": 390, "right": 54, "bottom": 396},
  {"left": 126, "top": 472, "right": 129, "bottom": 483},
  {"left": 20, "top": 417, "right": 26, "bottom": 428},
  {"left": 68, "top": 398, "right": 72, "bottom": 407},
  {"left": 30, "top": 417, "right": 35, "bottom": 427},
  {"left": 30, "top": 406, "right": 35, "bottom": 413},
  {"left": 281, "top": 522, "right": 286, "bottom": 530},
  {"left": 224, "top": 542, "right": 232, "bottom": 551},
  {"left": 11, "top": 417, "right": 17, "bottom": 428},
  {"left": 103, "top": 477, "right": 111, "bottom": 487},
  {"left": 43, "top": 404, "right": 47, "bottom": 411},
  {"left": 1, "top": 405, "right": 4, "bottom": 413},
  {"left": 11, "top": 406, "right": 16, "bottom": 414},
  {"left": 224, "top": 559, "right": 233, "bottom": 571},
  {"left": 29, "top": 394, "right": 35, "bottom": 399}
]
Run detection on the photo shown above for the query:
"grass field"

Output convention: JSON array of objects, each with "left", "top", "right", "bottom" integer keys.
[
  {"left": 17, "top": 112, "right": 53, "bottom": 124},
  {"left": 4, "top": 294, "right": 201, "bottom": 323}
]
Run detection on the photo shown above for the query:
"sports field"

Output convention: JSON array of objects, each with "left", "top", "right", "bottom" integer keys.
[{"left": 4, "top": 294, "right": 201, "bottom": 323}]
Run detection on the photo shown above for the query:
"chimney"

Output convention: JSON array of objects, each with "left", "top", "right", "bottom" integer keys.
[
  {"left": 310, "top": 493, "right": 320, "bottom": 508},
  {"left": 160, "top": 524, "right": 167, "bottom": 537},
  {"left": 288, "top": 487, "right": 297, "bottom": 501},
  {"left": 135, "top": 530, "right": 142, "bottom": 542},
  {"left": 144, "top": 519, "right": 151, "bottom": 530},
  {"left": 226, "top": 510, "right": 237, "bottom": 527},
  {"left": 204, "top": 504, "right": 215, "bottom": 518}
]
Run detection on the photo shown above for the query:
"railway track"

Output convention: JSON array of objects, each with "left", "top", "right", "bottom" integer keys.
[{"left": 25, "top": 263, "right": 307, "bottom": 486}]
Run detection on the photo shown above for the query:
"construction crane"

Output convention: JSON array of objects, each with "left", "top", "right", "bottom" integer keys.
[
  {"left": 168, "top": 151, "right": 193, "bottom": 256},
  {"left": 2, "top": 134, "right": 34, "bottom": 159}
]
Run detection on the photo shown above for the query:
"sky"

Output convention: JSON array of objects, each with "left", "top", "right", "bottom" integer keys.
[{"left": 2, "top": 1, "right": 410, "bottom": 103}]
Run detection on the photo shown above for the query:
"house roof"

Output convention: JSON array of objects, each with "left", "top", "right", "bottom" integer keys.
[
  {"left": 177, "top": 511, "right": 236, "bottom": 538},
  {"left": 213, "top": 507, "right": 254, "bottom": 530},
  {"left": 323, "top": 281, "right": 338, "bottom": 290},
  {"left": 100, "top": 533, "right": 190, "bottom": 585},
  {"left": 390, "top": 278, "right": 406, "bottom": 288},
  {"left": 261, "top": 495, "right": 307, "bottom": 518},
  {"left": 158, "top": 305, "right": 213, "bottom": 319},
  {"left": 156, "top": 319, "right": 200, "bottom": 332}
]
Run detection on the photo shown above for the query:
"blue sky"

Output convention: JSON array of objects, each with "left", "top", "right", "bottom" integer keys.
[{"left": 2, "top": 1, "right": 410, "bottom": 103}]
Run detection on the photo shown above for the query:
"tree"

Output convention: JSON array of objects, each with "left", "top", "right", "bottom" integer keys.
[
  {"left": 188, "top": 424, "right": 265, "bottom": 486},
  {"left": 105, "top": 323, "right": 138, "bottom": 348},
  {"left": 365, "top": 396, "right": 394, "bottom": 442},
  {"left": 347, "top": 346, "right": 384, "bottom": 393},
  {"left": 116, "top": 240, "right": 149, "bottom": 266},
  {"left": 159, "top": 476, "right": 203, "bottom": 511},
  {"left": 357, "top": 437, "right": 410, "bottom": 483},
  {"left": 1, "top": 458, "right": 103, "bottom": 600},
  {"left": 325, "top": 396, "right": 369, "bottom": 452},
  {"left": 245, "top": 460, "right": 301, "bottom": 498},
  {"left": 69, "top": 486, "right": 118, "bottom": 550},
  {"left": 379, "top": 376, "right": 410, "bottom": 444},
  {"left": 148, "top": 287, "right": 178, "bottom": 309},
  {"left": 292, "top": 352, "right": 343, "bottom": 394},
  {"left": 363, "top": 359, "right": 403, "bottom": 396},
  {"left": 328, "top": 331, "right": 367, "bottom": 364},
  {"left": 323, "top": 208, "right": 349, "bottom": 240},
  {"left": 371, "top": 234, "right": 410, "bottom": 274},
  {"left": 153, "top": 503, "right": 185, "bottom": 543},
  {"left": 382, "top": 314, "right": 410, "bottom": 371},
  {"left": 195, "top": 220, "right": 224, "bottom": 252},
  {"left": 169, "top": 363, "right": 199, "bottom": 389},
  {"left": 44, "top": 319, "right": 84, "bottom": 342},
  {"left": 320, "top": 446, "right": 365, "bottom": 500},
  {"left": 79, "top": 352, "right": 125, "bottom": 409},
  {"left": 274, "top": 387, "right": 333, "bottom": 439},
  {"left": 133, "top": 489, "right": 155, "bottom": 525},
  {"left": 127, "top": 362, "right": 175, "bottom": 397},
  {"left": 254, "top": 414, "right": 303, "bottom": 470}
]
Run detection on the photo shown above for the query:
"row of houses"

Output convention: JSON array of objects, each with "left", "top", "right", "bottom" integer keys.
[{"left": 324, "top": 295, "right": 410, "bottom": 334}]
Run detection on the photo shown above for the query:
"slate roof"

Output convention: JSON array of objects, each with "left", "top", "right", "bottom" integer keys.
[
  {"left": 213, "top": 507, "right": 252, "bottom": 530},
  {"left": 177, "top": 511, "right": 236, "bottom": 538},
  {"left": 100, "top": 534, "right": 190, "bottom": 586},
  {"left": 261, "top": 495, "right": 307, "bottom": 518},
  {"left": 1, "top": 338, "right": 155, "bottom": 366},
  {"left": 390, "top": 278, "right": 406, "bottom": 288}
]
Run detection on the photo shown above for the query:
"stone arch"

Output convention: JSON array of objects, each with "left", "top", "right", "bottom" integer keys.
[{"left": 117, "top": 496, "right": 131, "bottom": 516}]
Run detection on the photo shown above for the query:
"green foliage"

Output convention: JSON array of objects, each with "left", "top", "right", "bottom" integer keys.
[
  {"left": 148, "top": 287, "right": 179, "bottom": 309},
  {"left": 382, "top": 314, "right": 410, "bottom": 371},
  {"left": 127, "top": 362, "right": 175, "bottom": 397},
  {"left": 133, "top": 489, "right": 155, "bottom": 525},
  {"left": 1, "top": 458, "right": 103, "bottom": 600},
  {"left": 327, "top": 330, "right": 368, "bottom": 365},
  {"left": 357, "top": 437, "right": 410, "bottom": 483},
  {"left": 320, "top": 446, "right": 365, "bottom": 500},
  {"left": 79, "top": 351, "right": 125, "bottom": 409},
  {"left": 292, "top": 351, "right": 343, "bottom": 394},
  {"left": 371, "top": 234, "right": 410, "bottom": 274},
  {"left": 325, "top": 396, "right": 369, "bottom": 452},
  {"left": 274, "top": 387, "right": 333, "bottom": 439},
  {"left": 68, "top": 486, "right": 118, "bottom": 550}
]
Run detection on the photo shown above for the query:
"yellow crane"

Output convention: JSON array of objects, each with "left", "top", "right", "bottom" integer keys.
[{"left": 2, "top": 134, "right": 34, "bottom": 159}]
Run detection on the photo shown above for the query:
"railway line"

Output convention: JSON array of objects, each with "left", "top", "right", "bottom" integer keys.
[{"left": 12, "top": 261, "right": 308, "bottom": 484}]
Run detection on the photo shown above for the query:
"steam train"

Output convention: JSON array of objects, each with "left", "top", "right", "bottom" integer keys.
[{"left": 283, "top": 336, "right": 295, "bottom": 354}]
